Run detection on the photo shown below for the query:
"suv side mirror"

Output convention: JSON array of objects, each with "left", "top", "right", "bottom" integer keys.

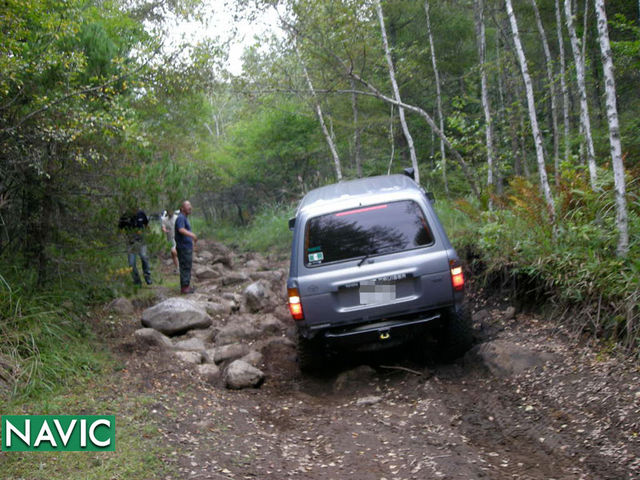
[
  {"left": 288, "top": 217, "right": 296, "bottom": 231},
  {"left": 403, "top": 167, "right": 415, "bottom": 180}
]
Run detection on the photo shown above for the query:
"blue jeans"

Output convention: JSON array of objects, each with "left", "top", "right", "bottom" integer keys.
[{"left": 128, "top": 242, "right": 151, "bottom": 285}]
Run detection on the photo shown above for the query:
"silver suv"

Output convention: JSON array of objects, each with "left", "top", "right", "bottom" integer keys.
[{"left": 287, "top": 172, "right": 472, "bottom": 370}]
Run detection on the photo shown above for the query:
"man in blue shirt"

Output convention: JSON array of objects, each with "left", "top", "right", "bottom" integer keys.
[{"left": 175, "top": 200, "right": 198, "bottom": 294}]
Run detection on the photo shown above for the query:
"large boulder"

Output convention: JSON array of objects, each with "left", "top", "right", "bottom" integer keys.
[
  {"left": 174, "top": 351, "right": 203, "bottom": 364},
  {"left": 197, "top": 363, "right": 221, "bottom": 384},
  {"left": 141, "top": 298, "right": 212, "bottom": 336},
  {"left": 221, "top": 271, "right": 250, "bottom": 287},
  {"left": 194, "top": 265, "right": 220, "bottom": 281},
  {"left": 225, "top": 360, "right": 264, "bottom": 389}
]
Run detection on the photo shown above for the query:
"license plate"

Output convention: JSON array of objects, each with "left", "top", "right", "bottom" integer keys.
[{"left": 359, "top": 280, "right": 396, "bottom": 305}]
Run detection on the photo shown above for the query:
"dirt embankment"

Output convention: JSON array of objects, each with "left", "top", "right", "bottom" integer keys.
[{"left": 106, "top": 242, "right": 640, "bottom": 480}]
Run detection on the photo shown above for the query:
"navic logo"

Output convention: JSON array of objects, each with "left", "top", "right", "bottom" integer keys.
[{"left": 1, "top": 415, "right": 115, "bottom": 452}]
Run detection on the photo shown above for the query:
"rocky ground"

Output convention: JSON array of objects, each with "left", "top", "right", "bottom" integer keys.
[{"left": 105, "top": 240, "right": 640, "bottom": 480}]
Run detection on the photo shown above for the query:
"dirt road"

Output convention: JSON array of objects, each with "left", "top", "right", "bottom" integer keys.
[{"left": 114, "top": 284, "right": 639, "bottom": 480}]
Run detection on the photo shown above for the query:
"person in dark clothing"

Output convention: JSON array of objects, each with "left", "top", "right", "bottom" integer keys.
[
  {"left": 175, "top": 200, "right": 197, "bottom": 294},
  {"left": 119, "top": 208, "right": 152, "bottom": 286}
]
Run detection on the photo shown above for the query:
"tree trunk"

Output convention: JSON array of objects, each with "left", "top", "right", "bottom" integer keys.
[
  {"left": 375, "top": 0, "right": 420, "bottom": 184},
  {"left": 424, "top": 0, "right": 447, "bottom": 194},
  {"left": 555, "top": 0, "right": 571, "bottom": 166},
  {"left": 531, "top": 0, "right": 560, "bottom": 187},
  {"left": 594, "top": 0, "right": 629, "bottom": 257},
  {"left": 565, "top": 0, "right": 598, "bottom": 189},
  {"left": 506, "top": 0, "right": 556, "bottom": 221},
  {"left": 474, "top": 0, "right": 496, "bottom": 203},
  {"left": 388, "top": 104, "right": 396, "bottom": 174},
  {"left": 297, "top": 44, "right": 342, "bottom": 181},
  {"left": 350, "top": 78, "right": 362, "bottom": 178}
]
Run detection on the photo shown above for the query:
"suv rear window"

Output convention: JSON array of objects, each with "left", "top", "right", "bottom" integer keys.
[{"left": 304, "top": 200, "right": 434, "bottom": 266}]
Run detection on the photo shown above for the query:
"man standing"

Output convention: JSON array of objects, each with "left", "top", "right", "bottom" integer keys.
[
  {"left": 161, "top": 208, "right": 179, "bottom": 272},
  {"left": 119, "top": 207, "right": 152, "bottom": 286},
  {"left": 175, "top": 200, "right": 197, "bottom": 294}
]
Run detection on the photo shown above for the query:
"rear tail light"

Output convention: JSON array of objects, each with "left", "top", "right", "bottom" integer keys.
[
  {"left": 450, "top": 261, "right": 465, "bottom": 291},
  {"left": 288, "top": 287, "right": 304, "bottom": 320}
]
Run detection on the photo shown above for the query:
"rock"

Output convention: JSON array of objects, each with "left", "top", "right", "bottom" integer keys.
[
  {"left": 204, "top": 241, "right": 234, "bottom": 268},
  {"left": 196, "top": 250, "right": 214, "bottom": 263},
  {"left": 222, "top": 271, "right": 250, "bottom": 286},
  {"left": 357, "top": 396, "right": 383, "bottom": 406},
  {"left": 245, "top": 259, "right": 264, "bottom": 271},
  {"left": 334, "top": 366, "right": 378, "bottom": 392},
  {"left": 173, "top": 337, "right": 207, "bottom": 352},
  {"left": 194, "top": 265, "right": 219, "bottom": 281},
  {"left": 225, "top": 360, "right": 264, "bottom": 389},
  {"left": 244, "top": 281, "right": 274, "bottom": 312},
  {"left": 255, "top": 314, "right": 285, "bottom": 336},
  {"left": 203, "top": 348, "right": 217, "bottom": 363},
  {"left": 216, "top": 321, "right": 259, "bottom": 345},
  {"left": 197, "top": 363, "right": 221, "bottom": 383},
  {"left": 241, "top": 350, "right": 264, "bottom": 368},
  {"left": 467, "top": 340, "right": 557, "bottom": 377},
  {"left": 134, "top": 328, "right": 173, "bottom": 348},
  {"left": 472, "top": 309, "right": 491, "bottom": 323},
  {"left": 214, "top": 343, "right": 250, "bottom": 364},
  {"left": 108, "top": 297, "right": 134, "bottom": 315},
  {"left": 503, "top": 306, "right": 517, "bottom": 321},
  {"left": 141, "top": 298, "right": 212, "bottom": 336},
  {"left": 255, "top": 336, "right": 296, "bottom": 351},
  {"left": 204, "top": 301, "right": 232, "bottom": 317},
  {"left": 174, "top": 351, "right": 203, "bottom": 364}
]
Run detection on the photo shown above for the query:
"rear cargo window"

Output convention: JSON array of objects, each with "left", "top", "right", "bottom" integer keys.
[{"left": 304, "top": 200, "right": 434, "bottom": 266}]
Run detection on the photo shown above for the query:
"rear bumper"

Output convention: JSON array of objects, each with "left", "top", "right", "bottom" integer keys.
[{"left": 308, "top": 312, "right": 441, "bottom": 351}]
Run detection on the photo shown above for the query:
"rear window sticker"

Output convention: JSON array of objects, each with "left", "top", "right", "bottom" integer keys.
[{"left": 308, "top": 251, "right": 324, "bottom": 263}]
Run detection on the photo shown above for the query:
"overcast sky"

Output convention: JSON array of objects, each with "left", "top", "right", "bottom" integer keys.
[{"left": 164, "top": 0, "right": 282, "bottom": 75}]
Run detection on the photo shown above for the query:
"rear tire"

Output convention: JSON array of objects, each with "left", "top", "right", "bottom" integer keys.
[
  {"left": 297, "top": 334, "right": 323, "bottom": 372},
  {"left": 439, "top": 304, "right": 473, "bottom": 361}
]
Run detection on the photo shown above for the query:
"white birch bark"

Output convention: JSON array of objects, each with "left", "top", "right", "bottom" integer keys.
[
  {"left": 387, "top": 104, "right": 396, "bottom": 174},
  {"left": 424, "top": 0, "right": 448, "bottom": 194},
  {"left": 375, "top": 0, "right": 420, "bottom": 184},
  {"left": 531, "top": 0, "right": 560, "bottom": 186},
  {"left": 506, "top": 0, "right": 556, "bottom": 221},
  {"left": 594, "top": 0, "right": 629, "bottom": 256},
  {"left": 297, "top": 44, "right": 342, "bottom": 181},
  {"left": 474, "top": 0, "right": 495, "bottom": 201},
  {"left": 555, "top": 0, "right": 571, "bottom": 165},
  {"left": 350, "top": 78, "right": 362, "bottom": 178},
  {"left": 565, "top": 0, "right": 598, "bottom": 189}
]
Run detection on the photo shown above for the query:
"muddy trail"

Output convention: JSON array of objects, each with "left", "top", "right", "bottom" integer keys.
[{"left": 108, "top": 245, "right": 639, "bottom": 480}]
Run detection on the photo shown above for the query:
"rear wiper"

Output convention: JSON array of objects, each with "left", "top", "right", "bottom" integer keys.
[{"left": 357, "top": 254, "right": 370, "bottom": 267}]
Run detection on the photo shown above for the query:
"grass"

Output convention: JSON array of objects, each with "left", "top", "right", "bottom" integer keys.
[
  {"left": 207, "top": 203, "right": 295, "bottom": 258},
  {"left": 1, "top": 376, "right": 172, "bottom": 479}
]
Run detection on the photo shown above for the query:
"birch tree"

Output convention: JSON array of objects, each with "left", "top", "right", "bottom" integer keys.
[
  {"left": 296, "top": 42, "right": 343, "bottom": 181},
  {"left": 565, "top": 0, "right": 598, "bottom": 189},
  {"left": 505, "top": 0, "right": 556, "bottom": 221},
  {"left": 350, "top": 78, "right": 362, "bottom": 177},
  {"left": 594, "top": 0, "right": 629, "bottom": 257},
  {"left": 531, "top": 0, "right": 560, "bottom": 186},
  {"left": 474, "top": 0, "right": 496, "bottom": 202},
  {"left": 555, "top": 0, "right": 571, "bottom": 166},
  {"left": 375, "top": 0, "right": 420, "bottom": 184},
  {"left": 424, "top": 0, "right": 448, "bottom": 194}
]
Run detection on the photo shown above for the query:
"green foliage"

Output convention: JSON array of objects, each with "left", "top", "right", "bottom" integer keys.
[
  {"left": 212, "top": 203, "right": 295, "bottom": 257},
  {"left": 0, "top": 276, "right": 106, "bottom": 402},
  {"left": 439, "top": 169, "right": 640, "bottom": 350}
]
